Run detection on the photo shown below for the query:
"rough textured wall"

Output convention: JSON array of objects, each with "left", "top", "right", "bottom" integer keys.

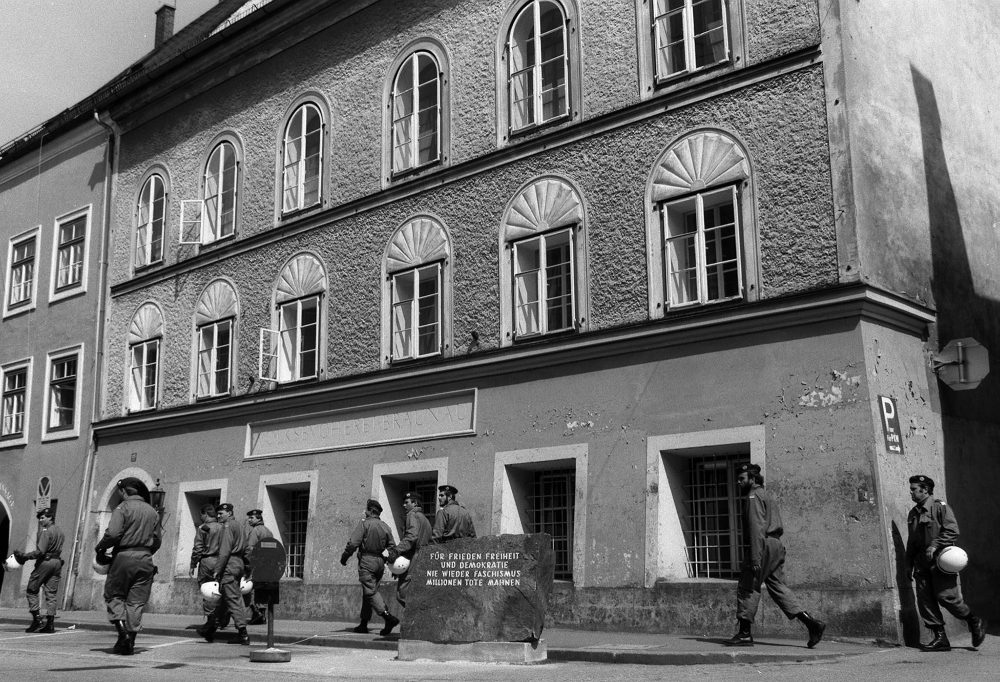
[{"left": 745, "top": 0, "right": 820, "bottom": 65}]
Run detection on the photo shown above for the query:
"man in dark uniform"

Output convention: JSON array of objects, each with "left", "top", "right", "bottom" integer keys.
[
  {"left": 189, "top": 504, "right": 223, "bottom": 629},
  {"left": 243, "top": 508, "right": 274, "bottom": 625},
  {"left": 431, "top": 485, "right": 476, "bottom": 543},
  {"left": 906, "top": 474, "right": 986, "bottom": 651},
  {"left": 387, "top": 491, "right": 432, "bottom": 615},
  {"left": 727, "top": 464, "right": 825, "bottom": 648},
  {"left": 15, "top": 508, "right": 65, "bottom": 633},
  {"left": 340, "top": 499, "right": 398, "bottom": 635},
  {"left": 95, "top": 477, "right": 161, "bottom": 655},
  {"left": 199, "top": 502, "right": 250, "bottom": 645}
]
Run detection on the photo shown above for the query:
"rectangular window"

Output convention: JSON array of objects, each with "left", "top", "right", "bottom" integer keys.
[
  {"left": 652, "top": 0, "right": 729, "bottom": 81},
  {"left": 1, "top": 365, "right": 28, "bottom": 438},
  {"left": 284, "top": 489, "right": 309, "bottom": 579},
  {"left": 8, "top": 236, "right": 36, "bottom": 309},
  {"left": 662, "top": 186, "right": 741, "bottom": 308},
  {"left": 513, "top": 228, "right": 575, "bottom": 338},
  {"left": 530, "top": 469, "right": 575, "bottom": 580},
  {"left": 260, "top": 296, "right": 319, "bottom": 383},
  {"left": 129, "top": 339, "right": 159, "bottom": 411},
  {"left": 391, "top": 263, "right": 441, "bottom": 361},
  {"left": 197, "top": 319, "right": 232, "bottom": 398},
  {"left": 683, "top": 454, "right": 747, "bottom": 578},
  {"left": 47, "top": 354, "right": 77, "bottom": 431},
  {"left": 55, "top": 216, "right": 86, "bottom": 291}
]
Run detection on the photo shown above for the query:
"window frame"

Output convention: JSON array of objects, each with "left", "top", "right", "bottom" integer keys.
[
  {"left": 390, "top": 51, "right": 442, "bottom": 176},
  {"left": 180, "top": 138, "right": 241, "bottom": 247},
  {"left": 134, "top": 172, "right": 167, "bottom": 270},
  {"left": 511, "top": 227, "right": 577, "bottom": 340},
  {"left": 390, "top": 262, "right": 443, "bottom": 362},
  {"left": 0, "top": 359, "right": 32, "bottom": 446},
  {"left": 42, "top": 345, "right": 83, "bottom": 441},
  {"left": 260, "top": 294, "right": 321, "bottom": 384},
  {"left": 128, "top": 337, "right": 160, "bottom": 412},
  {"left": 195, "top": 317, "right": 234, "bottom": 400},
  {"left": 49, "top": 205, "right": 91, "bottom": 302},
  {"left": 279, "top": 101, "right": 326, "bottom": 217},
  {"left": 4, "top": 227, "right": 41, "bottom": 318}
]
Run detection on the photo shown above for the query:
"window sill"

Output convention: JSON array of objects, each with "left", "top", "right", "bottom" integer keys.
[
  {"left": 49, "top": 286, "right": 87, "bottom": 305},
  {"left": 504, "top": 113, "right": 574, "bottom": 145},
  {"left": 2, "top": 303, "right": 35, "bottom": 320},
  {"left": 388, "top": 160, "right": 443, "bottom": 185},
  {"left": 41, "top": 429, "right": 79, "bottom": 443},
  {"left": 0, "top": 436, "right": 27, "bottom": 449}
]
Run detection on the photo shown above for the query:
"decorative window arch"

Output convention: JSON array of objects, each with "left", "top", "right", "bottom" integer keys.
[
  {"left": 381, "top": 215, "right": 453, "bottom": 366},
  {"left": 127, "top": 302, "right": 164, "bottom": 412},
  {"left": 134, "top": 168, "right": 169, "bottom": 269},
  {"left": 276, "top": 95, "right": 329, "bottom": 218},
  {"left": 192, "top": 279, "right": 239, "bottom": 400},
  {"left": 497, "top": 0, "right": 582, "bottom": 145},
  {"left": 645, "top": 129, "right": 759, "bottom": 318},
  {"left": 384, "top": 40, "right": 451, "bottom": 183},
  {"left": 499, "top": 176, "right": 589, "bottom": 346},
  {"left": 259, "top": 253, "right": 327, "bottom": 383},
  {"left": 181, "top": 134, "right": 243, "bottom": 247}
]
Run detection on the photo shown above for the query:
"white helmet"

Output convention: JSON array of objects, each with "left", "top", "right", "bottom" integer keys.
[
  {"left": 388, "top": 556, "right": 410, "bottom": 576},
  {"left": 200, "top": 581, "right": 221, "bottom": 601},
  {"left": 92, "top": 557, "right": 109, "bottom": 575},
  {"left": 3, "top": 554, "right": 21, "bottom": 572},
  {"left": 937, "top": 546, "right": 969, "bottom": 574},
  {"left": 240, "top": 577, "right": 254, "bottom": 594}
]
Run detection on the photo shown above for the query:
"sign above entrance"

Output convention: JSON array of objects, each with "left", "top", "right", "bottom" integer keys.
[{"left": 245, "top": 389, "right": 477, "bottom": 459}]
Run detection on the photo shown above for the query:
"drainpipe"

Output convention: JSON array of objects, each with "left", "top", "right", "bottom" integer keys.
[{"left": 62, "top": 110, "right": 119, "bottom": 609}]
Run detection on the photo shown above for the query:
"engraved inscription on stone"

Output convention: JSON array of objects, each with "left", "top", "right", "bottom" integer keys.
[
  {"left": 245, "top": 389, "right": 476, "bottom": 459},
  {"left": 424, "top": 551, "right": 523, "bottom": 587}
]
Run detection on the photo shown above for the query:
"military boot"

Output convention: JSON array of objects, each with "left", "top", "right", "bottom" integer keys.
[
  {"left": 197, "top": 616, "right": 217, "bottom": 643},
  {"left": 379, "top": 610, "right": 399, "bottom": 636},
  {"left": 24, "top": 611, "right": 43, "bottom": 633},
  {"left": 352, "top": 621, "right": 370, "bottom": 634},
  {"left": 921, "top": 626, "right": 951, "bottom": 651},
  {"left": 967, "top": 615, "right": 986, "bottom": 648},
  {"left": 113, "top": 620, "right": 130, "bottom": 654},
  {"left": 727, "top": 618, "right": 754, "bottom": 646},
  {"left": 39, "top": 615, "right": 55, "bottom": 633},
  {"left": 248, "top": 605, "right": 266, "bottom": 625},
  {"left": 235, "top": 627, "right": 250, "bottom": 645},
  {"left": 796, "top": 611, "right": 826, "bottom": 648}
]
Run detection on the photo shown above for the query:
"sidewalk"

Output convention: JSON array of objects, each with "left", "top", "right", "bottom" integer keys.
[{"left": 0, "top": 607, "right": 882, "bottom": 666}]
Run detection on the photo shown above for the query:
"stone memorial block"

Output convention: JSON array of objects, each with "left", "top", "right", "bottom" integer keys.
[{"left": 400, "top": 533, "right": 555, "bottom": 644}]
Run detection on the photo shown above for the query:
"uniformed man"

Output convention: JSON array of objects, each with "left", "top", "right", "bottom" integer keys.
[
  {"left": 727, "top": 464, "right": 825, "bottom": 648},
  {"left": 431, "top": 485, "right": 476, "bottom": 544},
  {"left": 387, "top": 491, "right": 432, "bottom": 614},
  {"left": 189, "top": 504, "right": 223, "bottom": 629},
  {"left": 243, "top": 508, "right": 274, "bottom": 625},
  {"left": 199, "top": 502, "right": 250, "bottom": 645},
  {"left": 906, "top": 474, "right": 986, "bottom": 651},
  {"left": 95, "top": 477, "right": 161, "bottom": 655},
  {"left": 340, "top": 499, "right": 398, "bottom": 635},
  {"left": 15, "top": 508, "right": 65, "bottom": 633}
]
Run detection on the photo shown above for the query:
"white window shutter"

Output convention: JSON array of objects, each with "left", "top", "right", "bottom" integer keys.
[
  {"left": 258, "top": 327, "right": 279, "bottom": 382},
  {"left": 179, "top": 200, "right": 204, "bottom": 245}
]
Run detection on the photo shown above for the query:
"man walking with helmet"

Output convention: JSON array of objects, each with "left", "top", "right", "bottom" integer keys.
[
  {"left": 387, "top": 491, "right": 432, "bottom": 616},
  {"left": 15, "top": 508, "right": 65, "bottom": 633},
  {"left": 190, "top": 504, "right": 224, "bottom": 632},
  {"left": 906, "top": 474, "right": 986, "bottom": 651},
  {"left": 199, "top": 502, "right": 250, "bottom": 645},
  {"left": 94, "top": 477, "right": 161, "bottom": 655},
  {"left": 341, "top": 499, "right": 398, "bottom": 636}
]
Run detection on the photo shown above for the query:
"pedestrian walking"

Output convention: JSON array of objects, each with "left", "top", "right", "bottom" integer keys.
[
  {"left": 906, "top": 474, "right": 986, "bottom": 651},
  {"left": 431, "top": 485, "right": 476, "bottom": 543},
  {"left": 340, "top": 499, "right": 398, "bottom": 635},
  {"left": 243, "top": 508, "right": 274, "bottom": 625},
  {"left": 387, "top": 491, "right": 432, "bottom": 614},
  {"left": 198, "top": 502, "right": 250, "bottom": 644},
  {"left": 727, "top": 463, "right": 825, "bottom": 648},
  {"left": 189, "top": 504, "right": 223, "bottom": 629},
  {"left": 15, "top": 508, "right": 65, "bottom": 633},
  {"left": 94, "top": 477, "right": 161, "bottom": 655}
]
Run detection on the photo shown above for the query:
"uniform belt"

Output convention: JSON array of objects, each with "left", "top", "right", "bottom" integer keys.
[
  {"left": 118, "top": 546, "right": 152, "bottom": 552},
  {"left": 361, "top": 551, "right": 385, "bottom": 557}
]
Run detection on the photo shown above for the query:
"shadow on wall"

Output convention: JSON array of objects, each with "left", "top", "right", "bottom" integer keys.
[
  {"left": 912, "top": 64, "right": 1000, "bottom": 623},
  {"left": 890, "top": 521, "right": 920, "bottom": 647}
]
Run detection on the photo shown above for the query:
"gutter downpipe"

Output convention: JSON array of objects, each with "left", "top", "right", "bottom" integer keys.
[{"left": 62, "top": 110, "right": 119, "bottom": 609}]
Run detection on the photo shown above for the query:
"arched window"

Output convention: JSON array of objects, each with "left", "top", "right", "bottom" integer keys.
[
  {"left": 193, "top": 280, "right": 239, "bottom": 399},
  {"left": 499, "top": 177, "right": 589, "bottom": 346},
  {"left": 506, "top": 0, "right": 570, "bottom": 133},
  {"left": 181, "top": 139, "right": 241, "bottom": 246},
  {"left": 135, "top": 174, "right": 166, "bottom": 268},
  {"left": 645, "top": 130, "right": 758, "bottom": 317},
  {"left": 391, "top": 51, "right": 441, "bottom": 175},
  {"left": 127, "top": 303, "right": 163, "bottom": 412},
  {"left": 281, "top": 103, "right": 324, "bottom": 215},
  {"left": 382, "top": 216, "right": 452, "bottom": 365},
  {"left": 259, "top": 253, "right": 327, "bottom": 383}
]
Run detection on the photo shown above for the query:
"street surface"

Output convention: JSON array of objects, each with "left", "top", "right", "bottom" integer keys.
[{"left": 0, "top": 621, "right": 994, "bottom": 680}]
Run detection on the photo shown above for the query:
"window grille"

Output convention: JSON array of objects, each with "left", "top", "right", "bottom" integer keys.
[
  {"left": 284, "top": 489, "right": 309, "bottom": 579},
  {"left": 405, "top": 479, "right": 438, "bottom": 528},
  {"left": 683, "top": 454, "right": 747, "bottom": 578},
  {"left": 530, "top": 469, "right": 574, "bottom": 580}
]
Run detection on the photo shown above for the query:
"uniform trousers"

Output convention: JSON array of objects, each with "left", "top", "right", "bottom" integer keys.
[
  {"left": 26, "top": 558, "right": 63, "bottom": 615},
  {"left": 214, "top": 556, "right": 247, "bottom": 628},
  {"left": 196, "top": 556, "right": 219, "bottom": 617},
  {"left": 914, "top": 566, "right": 971, "bottom": 627},
  {"left": 395, "top": 570, "right": 412, "bottom": 608},
  {"left": 736, "top": 537, "right": 803, "bottom": 622},
  {"left": 104, "top": 549, "right": 156, "bottom": 633},
  {"left": 358, "top": 554, "right": 387, "bottom": 620}
]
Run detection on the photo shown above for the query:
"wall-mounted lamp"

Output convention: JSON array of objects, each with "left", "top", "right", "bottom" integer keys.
[{"left": 149, "top": 478, "right": 165, "bottom": 514}]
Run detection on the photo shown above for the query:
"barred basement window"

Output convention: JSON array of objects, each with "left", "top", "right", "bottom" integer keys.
[
  {"left": 404, "top": 479, "right": 438, "bottom": 529},
  {"left": 530, "top": 469, "right": 575, "bottom": 580},
  {"left": 683, "top": 454, "right": 747, "bottom": 579},
  {"left": 284, "top": 489, "right": 309, "bottom": 579}
]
